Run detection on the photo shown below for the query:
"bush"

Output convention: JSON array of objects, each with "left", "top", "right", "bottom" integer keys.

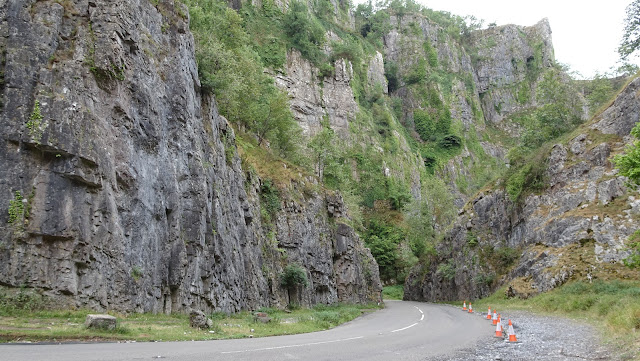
[
  {"left": 623, "top": 230, "right": 640, "bottom": 268},
  {"left": 280, "top": 264, "right": 309, "bottom": 290},
  {"left": 283, "top": 1, "right": 326, "bottom": 66},
  {"left": 436, "top": 260, "right": 456, "bottom": 281}
]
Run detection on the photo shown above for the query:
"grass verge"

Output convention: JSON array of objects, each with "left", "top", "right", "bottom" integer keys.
[
  {"left": 471, "top": 280, "right": 640, "bottom": 360},
  {"left": 0, "top": 291, "right": 382, "bottom": 343}
]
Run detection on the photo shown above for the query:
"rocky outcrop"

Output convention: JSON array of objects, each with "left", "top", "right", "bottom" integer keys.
[
  {"left": 405, "top": 78, "right": 640, "bottom": 302},
  {"left": 0, "top": 0, "right": 380, "bottom": 313},
  {"left": 469, "top": 19, "right": 555, "bottom": 126},
  {"left": 275, "top": 50, "right": 358, "bottom": 137}
]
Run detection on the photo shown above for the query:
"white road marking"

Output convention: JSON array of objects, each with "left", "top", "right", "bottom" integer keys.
[
  {"left": 390, "top": 306, "right": 424, "bottom": 332},
  {"left": 220, "top": 336, "right": 364, "bottom": 354},
  {"left": 391, "top": 322, "right": 418, "bottom": 333}
]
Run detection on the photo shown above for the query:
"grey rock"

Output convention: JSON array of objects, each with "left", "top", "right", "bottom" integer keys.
[
  {"left": 598, "top": 178, "right": 626, "bottom": 205},
  {"left": 367, "top": 51, "right": 388, "bottom": 94},
  {"left": 189, "top": 310, "right": 213, "bottom": 329},
  {"left": 569, "top": 134, "right": 587, "bottom": 155},
  {"left": 85, "top": 314, "right": 117, "bottom": 330},
  {"left": 0, "top": 0, "right": 380, "bottom": 314},
  {"left": 592, "top": 77, "right": 640, "bottom": 136}
]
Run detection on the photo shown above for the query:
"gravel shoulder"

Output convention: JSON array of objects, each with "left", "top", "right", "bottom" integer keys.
[{"left": 433, "top": 308, "right": 620, "bottom": 361}]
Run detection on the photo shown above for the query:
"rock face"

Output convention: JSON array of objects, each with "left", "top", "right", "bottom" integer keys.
[
  {"left": 469, "top": 19, "right": 555, "bottom": 126},
  {"left": 275, "top": 50, "right": 358, "bottom": 137},
  {"left": 405, "top": 78, "right": 640, "bottom": 302},
  {"left": 0, "top": 0, "right": 380, "bottom": 313}
]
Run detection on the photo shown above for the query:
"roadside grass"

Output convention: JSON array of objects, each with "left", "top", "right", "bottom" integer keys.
[
  {"left": 382, "top": 285, "right": 404, "bottom": 300},
  {"left": 0, "top": 289, "right": 382, "bottom": 343},
  {"left": 471, "top": 280, "right": 640, "bottom": 360}
]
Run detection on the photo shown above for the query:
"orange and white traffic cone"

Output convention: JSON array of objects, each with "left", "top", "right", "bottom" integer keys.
[
  {"left": 492, "top": 311, "right": 498, "bottom": 325},
  {"left": 468, "top": 303, "right": 473, "bottom": 313},
  {"left": 508, "top": 319, "right": 517, "bottom": 342},
  {"left": 498, "top": 314, "right": 504, "bottom": 333},
  {"left": 486, "top": 307, "right": 492, "bottom": 320},
  {"left": 463, "top": 301, "right": 467, "bottom": 311},
  {"left": 495, "top": 318, "right": 503, "bottom": 337}
]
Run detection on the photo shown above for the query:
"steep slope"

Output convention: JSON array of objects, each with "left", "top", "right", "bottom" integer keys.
[
  {"left": 0, "top": 0, "right": 380, "bottom": 313},
  {"left": 405, "top": 77, "right": 640, "bottom": 302}
]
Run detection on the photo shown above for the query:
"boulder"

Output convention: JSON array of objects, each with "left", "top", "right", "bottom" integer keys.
[
  {"left": 85, "top": 314, "right": 117, "bottom": 330},
  {"left": 189, "top": 310, "right": 213, "bottom": 329},
  {"left": 254, "top": 312, "right": 271, "bottom": 323}
]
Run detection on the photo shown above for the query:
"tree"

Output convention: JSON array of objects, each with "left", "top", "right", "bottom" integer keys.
[
  {"left": 308, "top": 120, "right": 338, "bottom": 180},
  {"left": 585, "top": 73, "right": 615, "bottom": 116},
  {"left": 280, "top": 264, "right": 309, "bottom": 307},
  {"left": 619, "top": 0, "right": 640, "bottom": 60}
]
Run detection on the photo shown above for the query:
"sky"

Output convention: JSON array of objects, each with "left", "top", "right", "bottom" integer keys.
[{"left": 362, "top": 0, "right": 639, "bottom": 79}]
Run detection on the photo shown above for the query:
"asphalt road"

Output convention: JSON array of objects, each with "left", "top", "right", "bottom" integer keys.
[{"left": 1, "top": 301, "right": 490, "bottom": 361}]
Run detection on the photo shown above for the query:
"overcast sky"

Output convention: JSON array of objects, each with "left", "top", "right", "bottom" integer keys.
[{"left": 361, "top": 0, "right": 639, "bottom": 79}]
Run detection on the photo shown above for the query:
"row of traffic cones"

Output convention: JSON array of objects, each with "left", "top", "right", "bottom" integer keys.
[{"left": 461, "top": 302, "right": 517, "bottom": 342}]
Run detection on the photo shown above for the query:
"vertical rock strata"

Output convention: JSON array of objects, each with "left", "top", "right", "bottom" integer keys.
[{"left": 0, "top": 0, "right": 380, "bottom": 313}]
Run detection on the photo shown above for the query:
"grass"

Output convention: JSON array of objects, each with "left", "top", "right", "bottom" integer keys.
[
  {"left": 382, "top": 285, "right": 404, "bottom": 300},
  {"left": 470, "top": 279, "right": 640, "bottom": 360},
  {"left": 0, "top": 298, "right": 382, "bottom": 343}
]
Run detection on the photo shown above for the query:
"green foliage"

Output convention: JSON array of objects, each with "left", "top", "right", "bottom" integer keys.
[
  {"left": 384, "top": 59, "right": 399, "bottom": 93},
  {"left": 363, "top": 219, "right": 406, "bottom": 283},
  {"left": 519, "top": 66, "right": 583, "bottom": 149},
  {"left": 403, "top": 198, "right": 434, "bottom": 258},
  {"left": 260, "top": 179, "right": 281, "bottom": 223},
  {"left": 0, "top": 286, "right": 45, "bottom": 314},
  {"left": 619, "top": 0, "right": 640, "bottom": 60},
  {"left": 7, "top": 191, "right": 24, "bottom": 225},
  {"left": 613, "top": 122, "right": 640, "bottom": 186},
  {"left": 436, "top": 259, "right": 456, "bottom": 281},
  {"left": 404, "top": 58, "right": 427, "bottom": 85},
  {"left": 584, "top": 73, "right": 615, "bottom": 116},
  {"left": 283, "top": 1, "right": 326, "bottom": 66},
  {"left": 466, "top": 232, "right": 478, "bottom": 247},
  {"left": 26, "top": 100, "right": 44, "bottom": 143},
  {"left": 495, "top": 247, "right": 519, "bottom": 268},
  {"left": 423, "top": 41, "right": 438, "bottom": 68},
  {"left": 242, "top": 1, "right": 287, "bottom": 69},
  {"left": 308, "top": 120, "right": 342, "bottom": 185},
  {"left": 131, "top": 266, "right": 143, "bottom": 281},
  {"left": 184, "top": 0, "right": 300, "bottom": 161},
  {"left": 624, "top": 230, "right": 640, "bottom": 268},
  {"left": 382, "top": 285, "right": 404, "bottom": 300},
  {"left": 280, "top": 264, "right": 309, "bottom": 290},
  {"left": 355, "top": 1, "right": 391, "bottom": 48}
]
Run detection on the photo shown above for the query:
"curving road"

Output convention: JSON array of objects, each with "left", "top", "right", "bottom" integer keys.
[{"left": 1, "top": 301, "right": 490, "bottom": 361}]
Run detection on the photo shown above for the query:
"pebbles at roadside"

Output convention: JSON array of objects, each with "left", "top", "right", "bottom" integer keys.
[{"left": 433, "top": 309, "right": 615, "bottom": 361}]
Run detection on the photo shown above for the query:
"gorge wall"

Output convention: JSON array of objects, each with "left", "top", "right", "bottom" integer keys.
[
  {"left": 405, "top": 77, "right": 640, "bottom": 302},
  {"left": 0, "top": 0, "right": 381, "bottom": 313}
]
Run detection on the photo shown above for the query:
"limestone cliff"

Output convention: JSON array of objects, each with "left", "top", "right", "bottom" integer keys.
[
  {"left": 404, "top": 78, "right": 640, "bottom": 302},
  {"left": 0, "top": 0, "right": 380, "bottom": 313}
]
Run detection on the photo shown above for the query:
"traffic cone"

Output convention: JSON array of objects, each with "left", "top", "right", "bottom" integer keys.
[
  {"left": 495, "top": 319, "right": 503, "bottom": 337},
  {"left": 486, "top": 307, "right": 492, "bottom": 320},
  {"left": 463, "top": 301, "right": 467, "bottom": 311},
  {"left": 498, "top": 314, "right": 504, "bottom": 333},
  {"left": 468, "top": 303, "right": 473, "bottom": 313},
  {"left": 508, "top": 320, "right": 517, "bottom": 342},
  {"left": 492, "top": 310, "right": 498, "bottom": 325}
]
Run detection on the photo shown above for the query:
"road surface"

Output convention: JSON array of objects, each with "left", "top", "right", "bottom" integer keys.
[{"left": 1, "top": 301, "right": 490, "bottom": 361}]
